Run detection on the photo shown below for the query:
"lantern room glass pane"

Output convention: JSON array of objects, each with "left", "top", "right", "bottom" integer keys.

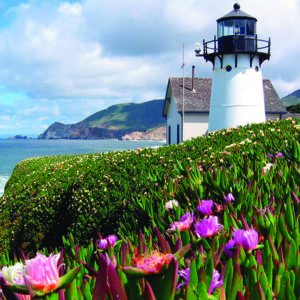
[
  {"left": 246, "top": 20, "right": 255, "bottom": 36},
  {"left": 223, "top": 20, "right": 234, "bottom": 36},
  {"left": 234, "top": 20, "right": 246, "bottom": 35},
  {"left": 218, "top": 22, "right": 223, "bottom": 37}
]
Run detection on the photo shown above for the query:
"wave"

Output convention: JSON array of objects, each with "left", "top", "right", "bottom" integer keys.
[{"left": 0, "top": 175, "right": 9, "bottom": 196}]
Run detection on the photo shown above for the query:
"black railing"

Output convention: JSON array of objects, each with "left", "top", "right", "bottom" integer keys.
[{"left": 201, "top": 35, "right": 270, "bottom": 56}]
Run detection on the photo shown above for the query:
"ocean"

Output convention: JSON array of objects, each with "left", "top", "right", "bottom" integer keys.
[{"left": 0, "top": 139, "right": 165, "bottom": 196}]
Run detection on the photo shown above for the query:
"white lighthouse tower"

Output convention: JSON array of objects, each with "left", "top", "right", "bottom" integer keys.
[{"left": 195, "top": 4, "right": 270, "bottom": 132}]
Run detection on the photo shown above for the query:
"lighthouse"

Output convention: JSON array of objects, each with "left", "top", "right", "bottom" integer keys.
[{"left": 195, "top": 3, "right": 270, "bottom": 132}]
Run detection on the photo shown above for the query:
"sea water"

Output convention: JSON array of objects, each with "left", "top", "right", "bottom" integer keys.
[{"left": 0, "top": 139, "right": 165, "bottom": 196}]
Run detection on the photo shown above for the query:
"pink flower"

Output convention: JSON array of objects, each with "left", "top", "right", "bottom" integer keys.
[
  {"left": 99, "top": 235, "right": 118, "bottom": 250},
  {"left": 194, "top": 216, "right": 223, "bottom": 238},
  {"left": 226, "top": 193, "right": 235, "bottom": 203},
  {"left": 177, "top": 267, "right": 223, "bottom": 295},
  {"left": 99, "top": 239, "right": 108, "bottom": 250},
  {"left": 168, "top": 212, "right": 194, "bottom": 232},
  {"left": 208, "top": 269, "right": 223, "bottom": 294},
  {"left": 131, "top": 250, "right": 173, "bottom": 274},
  {"left": 25, "top": 253, "right": 60, "bottom": 293},
  {"left": 177, "top": 267, "right": 190, "bottom": 289},
  {"left": 225, "top": 228, "right": 259, "bottom": 257},
  {"left": 233, "top": 228, "right": 258, "bottom": 251},
  {"left": 197, "top": 200, "right": 214, "bottom": 215},
  {"left": 269, "top": 152, "right": 283, "bottom": 158},
  {"left": 224, "top": 239, "right": 235, "bottom": 258}
]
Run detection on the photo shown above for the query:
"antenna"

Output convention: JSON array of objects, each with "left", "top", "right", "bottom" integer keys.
[{"left": 181, "top": 43, "right": 185, "bottom": 143}]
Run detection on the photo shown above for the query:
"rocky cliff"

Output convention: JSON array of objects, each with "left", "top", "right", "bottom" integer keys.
[{"left": 38, "top": 122, "right": 131, "bottom": 140}]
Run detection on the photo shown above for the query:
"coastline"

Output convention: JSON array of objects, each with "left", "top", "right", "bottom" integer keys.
[{"left": 0, "top": 139, "right": 165, "bottom": 197}]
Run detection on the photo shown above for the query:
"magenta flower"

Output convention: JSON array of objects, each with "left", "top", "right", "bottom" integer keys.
[
  {"left": 99, "top": 239, "right": 108, "bottom": 250},
  {"left": 233, "top": 229, "right": 246, "bottom": 242},
  {"left": 99, "top": 235, "right": 118, "bottom": 250},
  {"left": 177, "top": 267, "right": 222, "bottom": 294},
  {"left": 225, "top": 228, "right": 259, "bottom": 257},
  {"left": 25, "top": 253, "right": 60, "bottom": 293},
  {"left": 180, "top": 212, "right": 193, "bottom": 223},
  {"left": 177, "top": 267, "right": 190, "bottom": 289},
  {"left": 224, "top": 239, "right": 235, "bottom": 258},
  {"left": 194, "top": 216, "right": 223, "bottom": 238},
  {"left": 208, "top": 269, "right": 223, "bottom": 294},
  {"left": 226, "top": 193, "right": 235, "bottom": 203},
  {"left": 234, "top": 228, "right": 258, "bottom": 251},
  {"left": 168, "top": 212, "right": 194, "bottom": 232},
  {"left": 197, "top": 200, "right": 214, "bottom": 215},
  {"left": 269, "top": 152, "right": 283, "bottom": 158}
]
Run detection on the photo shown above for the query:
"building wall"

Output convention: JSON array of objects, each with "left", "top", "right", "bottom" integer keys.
[
  {"left": 166, "top": 96, "right": 182, "bottom": 144},
  {"left": 183, "top": 114, "right": 209, "bottom": 140}
]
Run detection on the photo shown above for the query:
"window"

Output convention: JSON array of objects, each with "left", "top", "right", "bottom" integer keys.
[
  {"left": 223, "top": 20, "right": 234, "bottom": 36},
  {"left": 246, "top": 20, "right": 255, "bottom": 36},
  {"left": 226, "top": 65, "right": 232, "bottom": 72},
  {"left": 218, "top": 22, "right": 223, "bottom": 37},
  {"left": 234, "top": 20, "right": 245, "bottom": 35},
  {"left": 177, "top": 124, "right": 180, "bottom": 144},
  {"left": 168, "top": 125, "right": 171, "bottom": 144},
  {"left": 218, "top": 19, "right": 256, "bottom": 37}
]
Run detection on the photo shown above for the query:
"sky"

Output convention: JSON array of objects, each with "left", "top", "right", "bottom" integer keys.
[{"left": 0, "top": 0, "right": 299, "bottom": 137}]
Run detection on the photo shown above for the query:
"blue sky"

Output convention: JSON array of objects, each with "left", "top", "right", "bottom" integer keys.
[{"left": 0, "top": 0, "right": 299, "bottom": 137}]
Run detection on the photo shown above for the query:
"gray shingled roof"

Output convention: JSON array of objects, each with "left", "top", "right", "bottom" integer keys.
[
  {"left": 263, "top": 80, "right": 286, "bottom": 113},
  {"left": 163, "top": 77, "right": 286, "bottom": 117},
  {"left": 282, "top": 113, "right": 300, "bottom": 120}
]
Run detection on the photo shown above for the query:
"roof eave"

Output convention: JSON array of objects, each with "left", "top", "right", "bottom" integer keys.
[{"left": 162, "top": 79, "right": 172, "bottom": 117}]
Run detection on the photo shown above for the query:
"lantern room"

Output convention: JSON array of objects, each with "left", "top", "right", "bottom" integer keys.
[
  {"left": 196, "top": 3, "right": 270, "bottom": 68},
  {"left": 195, "top": 3, "right": 272, "bottom": 133},
  {"left": 217, "top": 3, "right": 257, "bottom": 52}
]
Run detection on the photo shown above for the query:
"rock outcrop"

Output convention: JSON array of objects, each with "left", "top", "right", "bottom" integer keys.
[{"left": 121, "top": 126, "right": 166, "bottom": 141}]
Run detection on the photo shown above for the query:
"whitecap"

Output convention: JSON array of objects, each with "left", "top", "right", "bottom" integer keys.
[{"left": 0, "top": 175, "right": 9, "bottom": 196}]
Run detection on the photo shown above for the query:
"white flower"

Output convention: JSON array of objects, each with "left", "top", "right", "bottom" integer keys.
[
  {"left": 263, "top": 163, "right": 273, "bottom": 172},
  {"left": 165, "top": 200, "right": 179, "bottom": 211},
  {"left": 1, "top": 262, "right": 26, "bottom": 284}
]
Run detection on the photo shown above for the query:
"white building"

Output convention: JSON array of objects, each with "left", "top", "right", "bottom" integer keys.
[{"left": 162, "top": 76, "right": 286, "bottom": 145}]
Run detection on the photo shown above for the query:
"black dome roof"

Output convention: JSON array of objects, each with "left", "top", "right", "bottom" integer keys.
[{"left": 217, "top": 3, "right": 257, "bottom": 22}]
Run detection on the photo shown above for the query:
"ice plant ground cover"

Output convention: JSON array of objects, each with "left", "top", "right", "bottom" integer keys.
[
  {"left": 0, "top": 118, "right": 299, "bottom": 255},
  {"left": 0, "top": 118, "right": 299, "bottom": 298}
]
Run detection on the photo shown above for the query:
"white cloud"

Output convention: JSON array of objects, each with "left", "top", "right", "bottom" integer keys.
[
  {"left": 58, "top": 2, "right": 82, "bottom": 15},
  {"left": 0, "top": 124, "right": 14, "bottom": 129}
]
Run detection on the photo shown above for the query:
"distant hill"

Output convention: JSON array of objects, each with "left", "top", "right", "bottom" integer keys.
[
  {"left": 281, "top": 89, "right": 300, "bottom": 106},
  {"left": 38, "top": 99, "right": 166, "bottom": 140}
]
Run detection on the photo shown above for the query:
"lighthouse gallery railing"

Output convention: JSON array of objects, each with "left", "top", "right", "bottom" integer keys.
[{"left": 202, "top": 34, "right": 270, "bottom": 56}]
